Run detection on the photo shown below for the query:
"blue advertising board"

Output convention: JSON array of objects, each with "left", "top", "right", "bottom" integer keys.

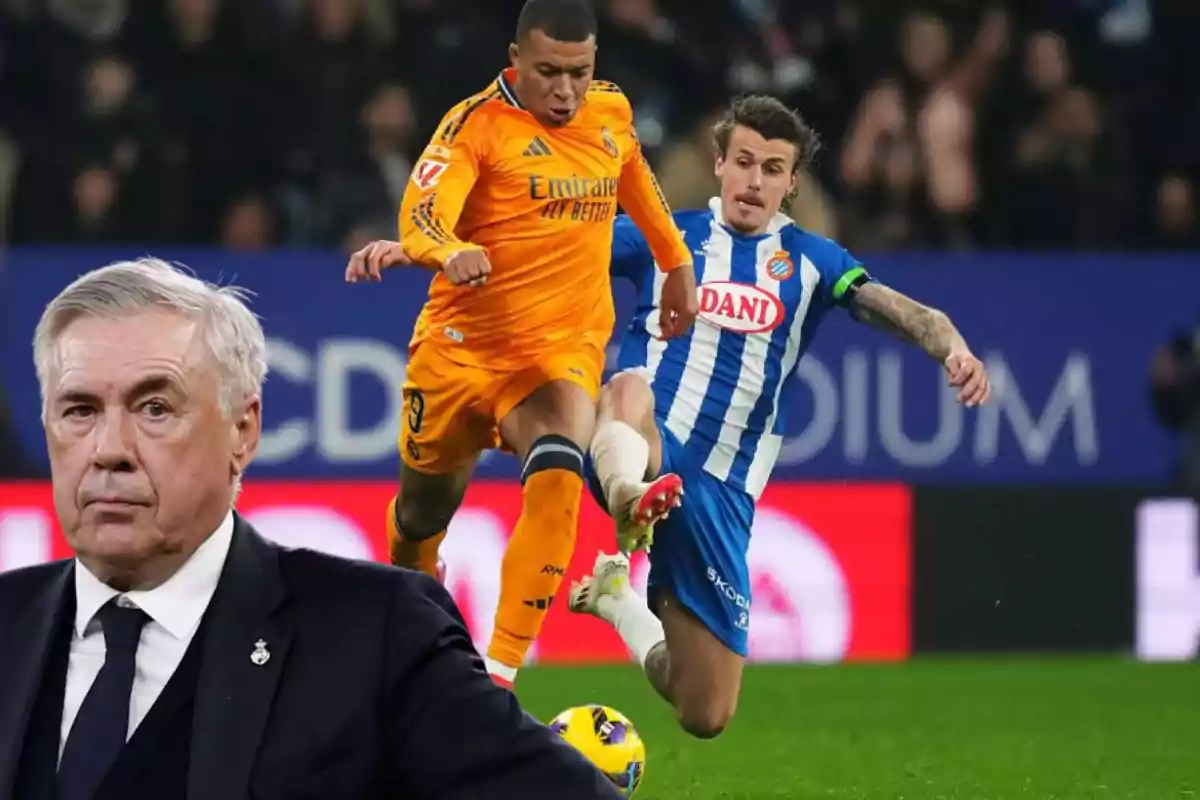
[{"left": 2, "top": 247, "right": 1193, "bottom": 483}]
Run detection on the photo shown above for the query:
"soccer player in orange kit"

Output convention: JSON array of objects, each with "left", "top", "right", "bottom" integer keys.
[{"left": 346, "top": 0, "right": 697, "bottom": 689}]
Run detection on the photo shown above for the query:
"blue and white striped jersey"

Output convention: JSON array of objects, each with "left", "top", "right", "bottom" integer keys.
[{"left": 611, "top": 198, "right": 872, "bottom": 500}]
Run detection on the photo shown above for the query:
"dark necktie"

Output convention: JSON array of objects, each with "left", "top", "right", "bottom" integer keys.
[{"left": 57, "top": 598, "right": 149, "bottom": 800}]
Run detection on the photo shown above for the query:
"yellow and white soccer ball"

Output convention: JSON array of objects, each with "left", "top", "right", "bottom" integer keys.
[{"left": 549, "top": 704, "right": 646, "bottom": 796}]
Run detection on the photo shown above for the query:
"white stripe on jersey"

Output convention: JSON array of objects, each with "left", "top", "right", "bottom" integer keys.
[
  {"left": 744, "top": 253, "right": 820, "bottom": 497},
  {"left": 640, "top": 266, "right": 670, "bottom": 379},
  {"left": 702, "top": 231, "right": 786, "bottom": 481},
  {"left": 663, "top": 217, "right": 731, "bottom": 445}
]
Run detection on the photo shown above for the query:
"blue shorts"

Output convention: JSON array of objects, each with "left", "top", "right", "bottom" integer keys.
[{"left": 585, "top": 422, "right": 755, "bottom": 657}]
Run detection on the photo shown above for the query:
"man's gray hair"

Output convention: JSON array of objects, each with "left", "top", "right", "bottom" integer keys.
[{"left": 34, "top": 257, "right": 268, "bottom": 418}]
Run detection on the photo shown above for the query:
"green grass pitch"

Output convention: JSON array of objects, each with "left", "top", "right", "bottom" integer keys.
[{"left": 517, "top": 659, "right": 1199, "bottom": 799}]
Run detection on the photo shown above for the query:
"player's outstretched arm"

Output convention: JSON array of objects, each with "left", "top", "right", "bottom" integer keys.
[
  {"left": 616, "top": 151, "right": 690, "bottom": 275},
  {"left": 617, "top": 155, "right": 696, "bottom": 338},
  {"left": 849, "top": 283, "right": 966, "bottom": 358},
  {"left": 611, "top": 95, "right": 696, "bottom": 338},
  {"left": 398, "top": 102, "right": 492, "bottom": 286},
  {"left": 849, "top": 283, "right": 991, "bottom": 406}
]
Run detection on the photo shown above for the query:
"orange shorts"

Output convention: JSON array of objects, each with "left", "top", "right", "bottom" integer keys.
[{"left": 399, "top": 341, "right": 606, "bottom": 474}]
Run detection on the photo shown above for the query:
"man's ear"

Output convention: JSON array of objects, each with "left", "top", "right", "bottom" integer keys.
[{"left": 229, "top": 395, "right": 261, "bottom": 478}]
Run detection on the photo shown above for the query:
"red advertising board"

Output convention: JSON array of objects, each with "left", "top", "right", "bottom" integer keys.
[{"left": 0, "top": 481, "right": 911, "bottom": 662}]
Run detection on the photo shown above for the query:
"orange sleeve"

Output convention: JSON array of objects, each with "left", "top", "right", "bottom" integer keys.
[
  {"left": 615, "top": 101, "right": 691, "bottom": 273},
  {"left": 399, "top": 103, "right": 490, "bottom": 268}
]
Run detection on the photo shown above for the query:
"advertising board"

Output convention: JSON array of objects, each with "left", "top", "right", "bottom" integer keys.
[
  {"left": 0, "top": 480, "right": 911, "bottom": 663},
  {"left": 1135, "top": 498, "right": 1200, "bottom": 661},
  {"left": 4, "top": 249, "right": 1190, "bottom": 482}
]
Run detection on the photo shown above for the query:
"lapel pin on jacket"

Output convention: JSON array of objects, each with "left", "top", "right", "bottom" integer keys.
[{"left": 250, "top": 639, "right": 271, "bottom": 666}]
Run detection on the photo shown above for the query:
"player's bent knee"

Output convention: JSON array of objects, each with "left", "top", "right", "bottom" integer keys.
[
  {"left": 606, "top": 370, "right": 654, "bottom": 413},
  {"left": 520, "top": 433, "right": 584, "bottom": 484},
  {"left": 675, "top": 697, "right": 736, "bottom": 740}
]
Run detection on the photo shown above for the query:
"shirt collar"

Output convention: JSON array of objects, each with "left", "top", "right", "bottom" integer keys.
[
  {"left": 708, "top": 196, "right": 792, "bottom": 236},
  {"left": 497, "top": 68, "right": 523, "bottom": 108},
  {"left": 73, "top": 510, "right": 234, "bottom": 640}
]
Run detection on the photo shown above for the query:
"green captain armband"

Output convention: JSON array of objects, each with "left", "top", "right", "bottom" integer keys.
[{"left": 832, "top": 266, "right": 870, "bottom": 302}]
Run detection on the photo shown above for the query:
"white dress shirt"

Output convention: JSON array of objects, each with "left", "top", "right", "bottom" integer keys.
[{"left": 59, "top": 511, "right": 234, "bottom": 760}]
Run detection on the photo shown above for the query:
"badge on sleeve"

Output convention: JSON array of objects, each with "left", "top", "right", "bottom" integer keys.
[{"left": 412, "top": 158, "right": 448, "bottom": 191}]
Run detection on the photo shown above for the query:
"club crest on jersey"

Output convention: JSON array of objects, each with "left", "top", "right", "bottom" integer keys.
[
  {"left": 412, "top": 158, "right": 448, "bottom": 190},
  {"left": 600, "top": 127, "right": 619, "bottom": 159},
  {"left": 696, "top": 281, "right": 785, "bottom": 334},
  {"left": 765, "top": 250, "right": 794, "bottom": 281}
]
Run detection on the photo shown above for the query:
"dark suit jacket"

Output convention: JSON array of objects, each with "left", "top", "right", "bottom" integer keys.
[{"left": 0, "top": 514, "right": 625, "bottom": 799}]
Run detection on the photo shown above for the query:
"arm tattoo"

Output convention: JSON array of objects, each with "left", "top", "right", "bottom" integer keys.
[{"left": 849, "top": 283, "right": 967, "bottom": 361}]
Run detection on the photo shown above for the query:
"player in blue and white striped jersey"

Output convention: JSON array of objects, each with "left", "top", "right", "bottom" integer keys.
[{"left": 570, "top": 95, "right": 991, "bottom": 739}]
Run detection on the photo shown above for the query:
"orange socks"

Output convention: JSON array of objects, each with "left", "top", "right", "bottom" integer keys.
[
  {"left": 385, "top": 495, "right": 446, "bottom": 578},
  {"left": 486, "top": 465, "right": 583, "bottom": 680},
  {"left": 386, "top": 434, "right": 586, "bottom": 689}
]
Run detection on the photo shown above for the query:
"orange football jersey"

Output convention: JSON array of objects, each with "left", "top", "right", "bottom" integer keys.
[{"left": 399, "top": 68, "right": 691, "bottom": 370}]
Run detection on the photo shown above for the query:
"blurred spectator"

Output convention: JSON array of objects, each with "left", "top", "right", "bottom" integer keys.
[
  {"left": 0, "top": 135, "right": 16, "bottom": 242},
  {"left": 1150, "top": 173, "right": 1199, "bottom": 249},
  {"left": 789, "top": 171, "right": 838, "bottom": 239},
  {"left": 597, "top": 0, "right": 717, "bottom": 154},
  {"left": 314, "top": 82, "right": 418, "bottom": 248},
  {"left": 1152, "top": 327, "right": 1200, "bottom": 492},
  {"left": 840, "top": 9, "right": 1007, "bottom": 250},
  {"left": 11, "top": 51, "right": 162, "bottom": 241},
  {"left": 121, "top": 0, "right": 268, "bottom": 240},
  {"left": 62, "top": 163, "right": 128, "bottom": 242},
  {"left": 657, "top": 107, "right": 725, "bottom": 211},
  {"left": 0, "top": 8, "right": 15, "bottom": 241},
  {"left": 1025, "top": 31, "right": 1071, "bottom": 107},
  {"left": 220, "top": 191, "right": 280, "bottom": 250},
  {"left": 390, "top": 0, "right": 508, "bottom": 130},
  {"left": 281, "top": 0, "right": 390, "bottom": 183},
  {"left": 1001, "top": 84, "right": 1109, "bottom": 247},
  {"left": 840, "top": 133, "right": 921, "bottom": 251}
]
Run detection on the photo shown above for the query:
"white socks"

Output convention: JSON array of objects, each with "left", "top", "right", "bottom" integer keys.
[
  {"left": 590, "top": 420, "right": 649, "bottom": 515},
  {"left": 589, "top": 420, "right": 665, "bottom": 668},
  {"left": 597, "top": 588, "right": 666, "bottom": 669}
]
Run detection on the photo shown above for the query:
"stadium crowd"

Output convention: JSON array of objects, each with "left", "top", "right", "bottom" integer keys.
[{"left": 1, "top": 0, "right": 1197, "bottom": 253}]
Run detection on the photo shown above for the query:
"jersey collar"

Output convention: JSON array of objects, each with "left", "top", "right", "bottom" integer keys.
[
  {"left": 497, "top": 68, "right": 523, "bottom": 108},
  {"left": 708, "top": 197, "right": 792, "bottom": 236},
  {"left": 495, "top": 67, "right": 590, "bottom": 119}
]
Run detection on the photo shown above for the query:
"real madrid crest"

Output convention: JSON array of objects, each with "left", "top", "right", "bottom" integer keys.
[
  {"left": 600, "top": 127, "right": 619, "bottom": 159},
  {"left": 250, "top": 638, "right": 271, "bottom": 666},
  {"left": 765, "top": 250, "right": 794, "bottom": 281}
]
